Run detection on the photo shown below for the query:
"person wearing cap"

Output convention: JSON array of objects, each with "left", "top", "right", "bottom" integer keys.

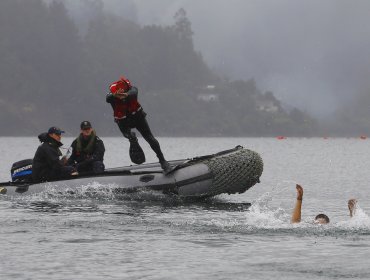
[
  {"left": 32, "top": 126, "right": 76, "bottom": 182},
  {"left": 106, "top": 76, "right": 172, "bottom": 173},
  {"left": 67, "top": 121, "right": 105, "bottom": 174}
]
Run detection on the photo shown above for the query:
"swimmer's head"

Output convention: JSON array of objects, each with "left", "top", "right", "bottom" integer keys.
[{"left": 314, "top": 214, "right": 330, "bottom": 224}]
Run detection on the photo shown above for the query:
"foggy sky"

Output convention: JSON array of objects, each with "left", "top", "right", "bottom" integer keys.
[{"left": 66, "top": 0, "right": 370, "bottom": 117}]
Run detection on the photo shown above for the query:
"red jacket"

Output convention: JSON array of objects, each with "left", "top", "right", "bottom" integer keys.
[{"left": 106, "top": 86, "right": 143, "bottom": 120}]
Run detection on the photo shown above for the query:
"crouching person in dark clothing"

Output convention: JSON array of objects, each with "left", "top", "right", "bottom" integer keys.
[
  {"left": 32, "top": 127, "right": 76, "bottom": 182},
  {"left": 67, "top": 121, "right": 105, "bottom": 174}
]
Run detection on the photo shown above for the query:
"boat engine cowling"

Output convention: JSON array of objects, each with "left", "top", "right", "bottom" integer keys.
[{"left": 11, "top": 159, "right": 33, "bottom": 182}]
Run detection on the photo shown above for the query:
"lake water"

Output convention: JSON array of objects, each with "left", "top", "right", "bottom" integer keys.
[{"left": 1, "top": 137, "right": 370, "bottom": 280}]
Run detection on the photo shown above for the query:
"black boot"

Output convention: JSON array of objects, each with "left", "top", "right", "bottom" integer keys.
[
  {"left": 129, "top": 133, "right": 145, "bottom": 164},
  {"left": 160, "top": 159, "right": 172, "bottom": 174},
  {"left": 128, "top": 132, "right": 138, "bottom": 143}
]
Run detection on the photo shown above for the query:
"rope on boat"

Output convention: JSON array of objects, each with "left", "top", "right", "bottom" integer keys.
[{"left": 204, "top": 148, "right": 263, "bottom": 196}]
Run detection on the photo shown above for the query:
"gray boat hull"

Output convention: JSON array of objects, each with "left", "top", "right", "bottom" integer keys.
[{"left": 1, "top": 146, "right": 263, "bottom": 198}]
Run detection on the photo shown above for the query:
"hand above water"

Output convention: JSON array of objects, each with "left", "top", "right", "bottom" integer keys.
[
  {"left": 296, "top": 184, "right": 303, "bottom": 201},
  {"left": 348, "top": 198, "right": 357, "bottom": 217}
]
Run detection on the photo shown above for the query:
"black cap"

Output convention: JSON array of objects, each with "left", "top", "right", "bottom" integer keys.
[
  {"left": 48, "top": 126, "right": 65, "bottom": 135},
  {"left": 80, "top": 121, "right": 92, "bottom": 129}
]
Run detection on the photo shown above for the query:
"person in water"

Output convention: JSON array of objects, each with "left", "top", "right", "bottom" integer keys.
[
  {"left": 32, "top": 126, "right": 76, "bottom": 182},
  {"left": 106, "top": 76, "right": 171, "bottom": 173},
  {"left": 67, "top": 121, "right": 105, "bottom": 174},
  {"left": 291, "top": 184, "right": 358, "bottom": 224}
]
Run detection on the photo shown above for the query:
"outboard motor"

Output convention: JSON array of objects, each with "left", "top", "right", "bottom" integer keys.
[{"left": 11, "top": 159, "right": 33, "bottom": 182}]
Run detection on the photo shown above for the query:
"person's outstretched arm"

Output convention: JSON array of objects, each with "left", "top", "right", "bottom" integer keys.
[
  {"left": 126, "top": 86, "right": 138, "bottom": 99},
  {"left": 348, "top": 199, "right": 357, "bottom": 217},
  {"left": 291, "top": 184, "right": 303, "bottom": 223},
  {"left": 106, "top": 93, "right": 115, "bottom": 103}
]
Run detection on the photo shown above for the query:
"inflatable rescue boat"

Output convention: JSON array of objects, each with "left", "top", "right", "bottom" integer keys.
[{"left": 0, "top": 146, "right": 263, "bottom": 198}]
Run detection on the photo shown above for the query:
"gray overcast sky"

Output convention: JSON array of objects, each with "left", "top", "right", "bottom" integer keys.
[{"left": 87, "top": 0, "right": 370, "bottom": 117}]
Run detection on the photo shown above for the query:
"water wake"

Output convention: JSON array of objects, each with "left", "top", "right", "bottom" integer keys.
[{"left": 2, "top": 180, "right": 370, "bottom": 237}]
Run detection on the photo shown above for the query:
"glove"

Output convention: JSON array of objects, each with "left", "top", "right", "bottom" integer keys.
[{"left": 61, "top": 156, "right": 68, "bottom": 166}]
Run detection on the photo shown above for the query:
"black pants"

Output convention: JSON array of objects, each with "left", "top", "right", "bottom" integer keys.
[
  {"left": 116, "top": 114, "right": 165, "bottom": 162},
  {"left": 49, "top": 166, "right": 75, "bottom": 181},
  {"left": 76, "top": 161, "right": 105, "bottom": 174}
]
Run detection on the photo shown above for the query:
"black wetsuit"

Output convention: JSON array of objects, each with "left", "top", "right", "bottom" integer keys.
[{"left": 106, "top": 87, "right": 165, "bottom": 162}]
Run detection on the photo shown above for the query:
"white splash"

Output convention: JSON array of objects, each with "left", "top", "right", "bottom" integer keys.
[
  {"left": 336, "top": 204, "right": 370, "bottom": 229},
  {"left": 246, "top": 194, "right": 290, "bottom": 228}
]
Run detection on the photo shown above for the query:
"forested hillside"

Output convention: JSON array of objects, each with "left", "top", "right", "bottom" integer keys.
[{"left": 0, "top": 0, "right": 317, "bottom": 136}]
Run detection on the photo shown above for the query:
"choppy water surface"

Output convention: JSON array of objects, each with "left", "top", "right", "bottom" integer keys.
[{"left": 1, "top": 137, "right": 370, "bottom": 280}]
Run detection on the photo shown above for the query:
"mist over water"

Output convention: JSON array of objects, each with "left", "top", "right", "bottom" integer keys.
[
  {"left": 2, "top": 0, "right": 370, "bottom": 276},
  {"left": 98, "top": 0, "right": 370, "bottom": 117},
  {"left": 1, "top": 0, "right": 368, "bottom": 136}
]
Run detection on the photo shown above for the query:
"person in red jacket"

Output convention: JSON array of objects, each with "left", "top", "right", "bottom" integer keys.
[{"left": 106, "top": 76, "right": 171, "bottom": 173}]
